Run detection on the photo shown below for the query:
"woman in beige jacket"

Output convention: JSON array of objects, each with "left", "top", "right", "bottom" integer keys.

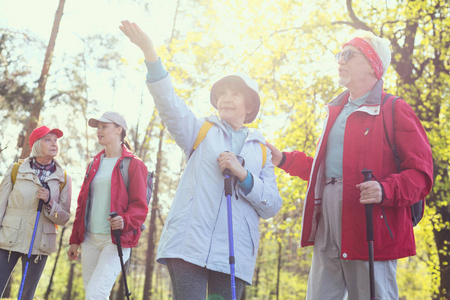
[{"left": 0, "top": 126, "right": 72, "bottom": 300}]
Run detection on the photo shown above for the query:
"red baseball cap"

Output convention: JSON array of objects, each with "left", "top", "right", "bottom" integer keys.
[{"left": 29, "top": 126, "right": 63, "bottom": 148}]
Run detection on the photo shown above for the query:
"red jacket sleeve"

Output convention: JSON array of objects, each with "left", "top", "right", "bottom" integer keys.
[
  {"left": 380, "top": 99, "right": 434, "bottom": 207},
  {"left": 121, "top": 159, "right": 149, "bottom": 233},
  {"left": 279, "top": 150, "right": 315, "bottom": 181}
]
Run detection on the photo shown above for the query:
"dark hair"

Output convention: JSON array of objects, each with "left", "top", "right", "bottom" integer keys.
[
  {"left": 121, "top": 129, "right": 133, "bottom": 151},
  {"left": 113, "top": 123, "right": 133, "bottom": 152}
]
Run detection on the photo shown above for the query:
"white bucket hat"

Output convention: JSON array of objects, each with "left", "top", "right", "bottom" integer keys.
[
  {"left": 88, "top": 111, "right": 128, "bottom": 131},
  {"left": 210, "top": 73, "right": 261, "bottom": 123}
]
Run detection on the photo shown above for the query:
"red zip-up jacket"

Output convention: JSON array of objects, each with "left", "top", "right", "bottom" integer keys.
[
  {"left": 280, "top": 80, "right": 433, "bottom": 261},
  {"left": 69, "top": 146, "right": 148, "bottom": 248}
]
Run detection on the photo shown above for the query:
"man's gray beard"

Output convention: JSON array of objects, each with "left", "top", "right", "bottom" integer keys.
[{"left": 338, "top": 76, "right": 350, "bottom": 87}]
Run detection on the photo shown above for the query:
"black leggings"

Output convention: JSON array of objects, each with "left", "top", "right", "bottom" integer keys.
[
  {"left": 166, "top": 258, "right": 246, "bottom": 300},
  {"left": 0, "top": 249, "right": 48, "bottom": 300}
]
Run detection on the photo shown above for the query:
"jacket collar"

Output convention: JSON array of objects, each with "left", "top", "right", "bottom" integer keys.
[
  {"left": 20, "top": 157, "right": 65, "bottom": 181},
  {"left": 328, "top": 79, "right": 384, "bottom": 108},
  {"left": 205, "top": 114, "right": 266, "bottom": 144},
  {"left": 93, "top": 144, "right": 134, "bottom": 160}
]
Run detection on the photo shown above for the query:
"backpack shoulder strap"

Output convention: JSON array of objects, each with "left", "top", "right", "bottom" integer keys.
[
  {"left": 59, "top": 170, "right": 67, "bottom": 193},
  {"left": 120, "top": 157, "right": 132, "bottom": 191},
  {"left": 259, "top": 143, "right": 267, "bottom": 168},
  {"left": 190, "top": 121, "right": 267, "bottom": 168},
  {"left": 11, "top": 162, "right": 22, "bottom": 186},
  {"left": 193, "top": 121, "right": 214, "bottom": 151},
  {"left": 382, "top": 93, "right": 401, "bottom": 172}
]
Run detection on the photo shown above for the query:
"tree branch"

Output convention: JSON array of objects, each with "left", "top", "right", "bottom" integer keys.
[{"left": 346, "top": 0, "right": 372, "bottom": 31}]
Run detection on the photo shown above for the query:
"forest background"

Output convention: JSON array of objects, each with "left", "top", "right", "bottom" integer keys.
[{"left": 0, "top": 0, "right": 449, "bottom": 299}]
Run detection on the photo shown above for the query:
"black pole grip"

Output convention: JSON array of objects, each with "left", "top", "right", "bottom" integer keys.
[
  {"left": 109, "top": 212, "right": 122, "bottom": 238},
  {"left": 365, "top": 204, "right": 374, "bottom": 241},
  {"left": 222, "top": 168, "right": 232, "bottom": 177},
  {"left": 361, "top": 168, "right": 374, "bottom": 242},
  {"left": 37, "top": 199, "right": 44, "bottom": 212},
  {"left": 361, "top": 168, "right": 373, "bottom": 182},
  {"left": 224, "top": 177, "right": 232, "bottom": 197}
]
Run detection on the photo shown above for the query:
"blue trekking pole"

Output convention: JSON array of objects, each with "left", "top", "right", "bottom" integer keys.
[
  {"left": 18, "top": 184, "right": 47, "bottom": 300},
  {"left": 361, "top": 168, "right": 375, "bottom": 300},
  {"left": 223, "top": 169, "right": 236, "bottom": 300}
]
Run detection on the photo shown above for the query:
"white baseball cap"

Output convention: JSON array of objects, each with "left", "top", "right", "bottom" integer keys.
[{"left": 88, "top": 111, "right": 128, "bottom": 131}]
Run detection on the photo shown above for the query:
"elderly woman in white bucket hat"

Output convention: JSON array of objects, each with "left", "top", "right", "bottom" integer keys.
[{"left": 120, "top": 21, "right": 282, "bottom": 300}]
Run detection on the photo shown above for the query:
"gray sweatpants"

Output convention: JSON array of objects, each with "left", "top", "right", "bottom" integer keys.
[{"left": 306, "top": 178, "right": 399, "bottom": 300}]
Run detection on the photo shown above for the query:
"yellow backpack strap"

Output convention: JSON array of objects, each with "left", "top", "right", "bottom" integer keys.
[
  {"left": 259, "top": 143, "right": 267, "bottom": 168},
  {"left": 11, "top": 162, "right": 22, "bottom": 186},
  {"left": 59, "top": 170, "right": 67, "bottom": 193},
  {"left": 192, "top": 121, "right": 214, "bottom": 152}
]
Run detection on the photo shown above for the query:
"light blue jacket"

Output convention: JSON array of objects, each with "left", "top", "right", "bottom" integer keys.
[{"left": 146, "top": 75, "right": 282, "bottom": 284}]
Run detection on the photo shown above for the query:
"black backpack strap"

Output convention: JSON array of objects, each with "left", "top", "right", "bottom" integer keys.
[{"left": 382, "top": 93, "right": 401, "bottom": 172}]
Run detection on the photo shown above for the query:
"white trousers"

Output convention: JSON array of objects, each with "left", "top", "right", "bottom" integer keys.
[
  {"left": 81, "top": 233, "right": 131, "bottom": 300},
  {"left": 306, "top": 178, "right": 399, "bottom": 300}
]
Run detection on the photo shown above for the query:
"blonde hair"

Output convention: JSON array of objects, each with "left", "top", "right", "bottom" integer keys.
[
  {"left": 30, "top": 139, "right": 44, "bottom": 157},
  {"left": 30, "top": 136, "right": 59, "bottom": 158},
  {"left": 348, "top": 30, "right": 391, "bottom": 77}
]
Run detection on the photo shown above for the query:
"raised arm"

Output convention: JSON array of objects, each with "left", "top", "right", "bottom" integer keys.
[{"left": 119, "top": 20, "right": 158, "bottom": 63}]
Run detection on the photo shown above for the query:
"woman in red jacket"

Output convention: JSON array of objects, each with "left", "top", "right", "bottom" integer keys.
[{"left": 67, "top": 111, "right": 148, "bottom": 299}]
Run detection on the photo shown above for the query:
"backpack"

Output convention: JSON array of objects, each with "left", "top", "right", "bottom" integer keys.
[
  {"left": 11, "top": 161, "right": 67, "bottom": 193},
  {"left": 86, "top": 156, "right": 154, "bottom": 231},
  {"left": 382, "top": 93, "right": 424, "bottom": 227},
  {"left": 190, "top": 121, "right": 267, "bottom": 168}
]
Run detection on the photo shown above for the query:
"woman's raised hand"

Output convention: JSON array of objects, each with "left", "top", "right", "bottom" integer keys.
[{"left": 119, "top": 20, "right": 159, "bottom": 62}]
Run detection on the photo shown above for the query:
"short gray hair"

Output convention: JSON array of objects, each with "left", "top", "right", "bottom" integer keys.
[{"left": 348, "top": 30, "right": 391, "bottom": 77}]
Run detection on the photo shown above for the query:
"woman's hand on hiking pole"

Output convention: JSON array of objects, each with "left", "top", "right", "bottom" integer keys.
[
  {"left": 266, "top": 142, "right": 283, "bottom": 167},
  {"left": 217, "top": 152, "right": 247, "bottom": 182},
  {"left": 356, "top": 181, "right": 383, "bottom": 204},
  {"left": 37, "top": 187, "right": 50, "bottom": 204},
  {"left": 108, "top": 215, "right": 124, "bottom": 231},
  {"left": 119, "top": 20, "right": 158, "bottom": 63},
  {"left": 67, "top": 244, "right": 80, "bottom": 260}
]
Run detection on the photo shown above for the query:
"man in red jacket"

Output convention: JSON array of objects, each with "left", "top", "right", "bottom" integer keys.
[{"left": 268, "top": 30, "right": 433, "bottom": 299}]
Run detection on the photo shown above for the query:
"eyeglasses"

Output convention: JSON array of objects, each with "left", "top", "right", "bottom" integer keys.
[{"left": 335, "top": 49, "right": 364, "bottom": 63}]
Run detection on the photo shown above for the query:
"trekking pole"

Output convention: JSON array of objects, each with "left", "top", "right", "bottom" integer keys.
[
  {"left": 361, "top": 168, "right": 376, "bottom": 300},
  {"left": 223, "top": 169, "right": 236, "bottom": 300},
  {"left": 109, "top": 212, "right": 131, "bottom": 300},
  {"left": 18, "top": 183, "right": 47, "bottom": 300}
]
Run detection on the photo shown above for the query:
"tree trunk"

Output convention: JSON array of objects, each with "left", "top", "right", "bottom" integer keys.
[
  {"left": 253, "top": 237, "right": 264, "bottom": 299},
  {"left": 115, "top": 273, "right": 125, "bottom": 300},
  {"left": 65, "top": 262, "right": 75, "bottom": 300},
  {"left": 44, "top": 226, "right": 66, "bottom": 299},
  {"left": 143, "top": 124, "right": 165, "bottom": 299},
  {"left": 19, "top": 0, "right": 66, "bottom": 158},
  {"left": 276, "top": 241, "right": 282, "bottom": 300}
]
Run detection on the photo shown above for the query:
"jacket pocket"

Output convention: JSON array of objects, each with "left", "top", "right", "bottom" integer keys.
[
  {"left": 39, "top": 222, "right": 57, "bottom": 253},
  {"left": 242, "top": 216, "right": 260, "bottom": 257},
  {"left": 0, "top": 215, "right": 21, "bottom": 247}
]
